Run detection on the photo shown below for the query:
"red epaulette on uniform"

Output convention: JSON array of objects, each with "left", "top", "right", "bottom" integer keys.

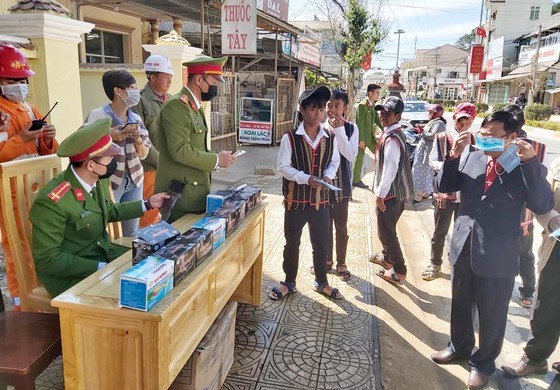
[
  {"left": 47, "top": 181, "right": 71, "bottom": 203},
  {"left": 179, "top": 93, "right": 198, "bottom": 112}
]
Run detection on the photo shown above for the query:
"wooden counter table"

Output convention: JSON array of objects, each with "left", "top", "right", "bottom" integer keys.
[{"left": 51, "top": 203, "right": 267, "bottom": 390}]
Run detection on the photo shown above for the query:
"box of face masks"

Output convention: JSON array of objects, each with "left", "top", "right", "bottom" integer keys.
[
  {"left": 120, "top": 256, "right": 174, "bottom": 311},
  {"left": 192, "top": 216, "right": 226, "bottom": 251},
  {"left": 132, "top": 221, "right": 180, "bottom": 265}
]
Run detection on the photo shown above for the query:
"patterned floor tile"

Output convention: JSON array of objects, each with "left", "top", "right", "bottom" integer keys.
[
  {"left": 235, "top": 319, "right": 278, "bottom": 349},
  {"left": 277, "top": 292, "right": 330, "bottom": 329},
  {"left": 316, "top": 331, "right": 376, "bottom": 390},
  {"left": 326, "top": 299, "right": 375, "bottom": 337},
  {"left": 228, "top": 344, "right": 269, "bottom": 381},
  {"left": 222, "top": 377, "right": 258, "bottom": 390},
  {"left": 259, "top": 343, "right": 320, "bottom": 389},
  {"left": 269, "top": 325, "right": 326, "bottom": 356}
]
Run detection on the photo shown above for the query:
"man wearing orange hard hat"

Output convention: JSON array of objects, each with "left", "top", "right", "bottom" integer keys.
[{"left": 0, "top": 44, "right": 59, "bottom": 309}]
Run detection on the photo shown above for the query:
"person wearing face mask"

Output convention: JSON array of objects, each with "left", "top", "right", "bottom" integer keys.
[
  {"left": 431, "top": 111, "right": 554, "bottom": 389},
  {"left": 132, "top": 55, "right": 174, "bottom": 228},
  {"left": 29, "top": 118, "right": 169, "bottom": 297},
  {"left": 85, "top": 70, "right": 151, "bottom": 236},
  {"left": 353, "top": 84, "right": 383, "bottom": 189},
  {"left": 0, "top": 44, "right": 59, "bottom": 310},
  {"left": 154, "top": 55, "right": 237, "bottom": 221},
  {"left": 421, "top": 102, "right": 477, "bottom": 281}
]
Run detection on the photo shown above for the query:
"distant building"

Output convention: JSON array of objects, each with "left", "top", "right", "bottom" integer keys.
[
  {"left": 291, "top": 20, "right": 343, "bottom": 77},
  {"left": 400, "top": 44, "right": 469, "bottom": 100}
]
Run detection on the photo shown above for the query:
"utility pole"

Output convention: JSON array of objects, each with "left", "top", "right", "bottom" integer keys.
[
  {"left": 433, "top": 47, "right": 440, "bottom": 99},
  {"left": 415, "top": 72, "right": 419, "bottom": 98},
  {"left": 529, "top": 24, "right": 542, "bottom": 105},
  {"left": 395, "top": 29, "right": 405, "bottom": 69},
  {"left": 414, "top": 36, "right": 417, "bottom": 58}
]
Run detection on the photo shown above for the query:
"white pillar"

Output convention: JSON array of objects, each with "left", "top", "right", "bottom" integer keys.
[{"left": 0, "top": 13, "right": 94, "bottom": 142}]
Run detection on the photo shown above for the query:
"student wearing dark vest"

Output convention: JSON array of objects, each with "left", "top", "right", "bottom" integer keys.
[
  {"left": 369, "top": 96, "right": 414, "bottom": 284},
  {"left": 324, "top": 88, "right": 359, "bottom": 280},
  {"left": 272, "top": 86, "right": 342, "bottom": 300}
]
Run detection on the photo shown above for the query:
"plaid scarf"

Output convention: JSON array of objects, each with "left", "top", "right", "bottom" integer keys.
[{"left": 102, "top": 104, "right": 146, "bottom": 190}]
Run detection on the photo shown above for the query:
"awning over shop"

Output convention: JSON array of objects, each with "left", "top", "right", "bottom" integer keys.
[
  {"left": 509, "top": 60, "right": 558, "bottom": 75},
  {"left": 545, "top": 87, "right": 560, "bottom": 94}
]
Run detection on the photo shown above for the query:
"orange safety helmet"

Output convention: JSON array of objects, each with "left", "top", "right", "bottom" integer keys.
[{"left": 0, "top": 45, "right": 35, "bottom": 79}]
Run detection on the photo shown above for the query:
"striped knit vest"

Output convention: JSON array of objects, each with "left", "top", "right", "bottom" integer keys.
[
  {"left": 374, "top": 127, "right": 414, "bottom": 201},
  {"left": 331, "top": 122, "right": 355, "bottom": 203},
  {"left": 282, "top": 129, "right": 335, "bottom": 210}
]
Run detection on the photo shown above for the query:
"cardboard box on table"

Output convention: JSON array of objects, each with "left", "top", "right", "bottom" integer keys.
[
  {"left": 170, "top": 301, "right": 237, "bottom": 390},
  {"left": 152, "top": 236, "right": 197, "bottom": 284},
  {"left": 132, "top": 221, "right": 180, "bottom": 264}
]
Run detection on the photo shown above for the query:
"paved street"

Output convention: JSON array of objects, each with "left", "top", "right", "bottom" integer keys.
[{"left": 2, "top": 139, "right": 560, "bottom": 389}]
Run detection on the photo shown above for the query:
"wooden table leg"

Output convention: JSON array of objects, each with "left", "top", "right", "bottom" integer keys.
[{"left": 12, "top": 374, "right": 36, "bottom": 390}]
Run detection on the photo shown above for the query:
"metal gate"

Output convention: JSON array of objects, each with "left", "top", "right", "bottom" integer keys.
[
  {"left": 210, "top": 70, "right": 237, "bottom": 152},
  {"left": 275, "top": 77, "right": 296, "bottom": 144}
]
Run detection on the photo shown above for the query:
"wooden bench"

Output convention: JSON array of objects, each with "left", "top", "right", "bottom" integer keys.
[{"left": 0, "top": 310, "right": 61, "bottom": 390}]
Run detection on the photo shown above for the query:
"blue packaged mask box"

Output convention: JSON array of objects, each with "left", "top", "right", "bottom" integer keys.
[
  {"left": 120, "top": 256, "right": 174, "bottom": 311},
  {"left": 193, "top": 216, "right": 227, "bottom": 251}
]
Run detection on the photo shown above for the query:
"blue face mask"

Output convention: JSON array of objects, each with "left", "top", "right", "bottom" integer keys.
[
  {"left": 497, "top": 144, "right": 520, "bottom": 173},
  {"left": 475, "top": 133, "right": 505, "bottom": 152}
]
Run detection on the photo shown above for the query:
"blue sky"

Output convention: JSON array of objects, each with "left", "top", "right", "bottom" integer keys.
[{"left": 289, "top": 0, "right": 484, "bottom": 72}]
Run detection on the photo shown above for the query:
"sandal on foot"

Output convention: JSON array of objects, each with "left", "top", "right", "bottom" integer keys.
[
  {"left": 269, "top": 281, "right": 297, "bottom": 300},
  {"left": 520, "top": 296, "right": 533, "bottom": 308},
  {"left": 309, "top": 261, "right": 335, "bottom": 276},
  {"left": 378, "top": 268, "right": 406, "bottom": 285},
  {"left": 336, "top": 264, "right": 351, "bottom": 281},
  {"left": 421, "top": 264, "right": 441, "bottom": 281},
  {"left": 313, "top": 281, "right": 343, "bottom": 299},
  {"left": 369, "top": 254, "right": 392, "bottom": 270}
]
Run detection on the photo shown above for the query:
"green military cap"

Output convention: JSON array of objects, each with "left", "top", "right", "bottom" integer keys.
[
  {"left": 58, "top": 118, "right": 122, "bottom": 162},
  {"left": 183, "top": 55, "right": 228, "bottom": 81}
]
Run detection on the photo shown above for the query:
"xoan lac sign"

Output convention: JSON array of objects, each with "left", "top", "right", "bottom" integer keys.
[{"left": 222, "top": 0, "right": 257, "bottom": 55}]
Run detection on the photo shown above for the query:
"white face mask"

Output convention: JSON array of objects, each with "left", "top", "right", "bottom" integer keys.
[
  {"left": 1, "top": 83, "right": 28, "bottom": 103},
  {"left": 121, "top": 88, "right": 141, "bottom": 108}
]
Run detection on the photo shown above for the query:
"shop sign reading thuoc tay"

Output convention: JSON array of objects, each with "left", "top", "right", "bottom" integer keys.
[{"left": 222, "top": 0, "right": 257, "bottom": 55}]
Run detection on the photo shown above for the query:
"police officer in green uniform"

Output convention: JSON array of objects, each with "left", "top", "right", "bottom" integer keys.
[
  {"left": 353, "top": 84, "right": 383, "bottom": 188},
  {"left": 155, "top": 55, "right": 237, "bottom": 221},
  {"left": 30, "top": 118, "right": 169, "bottom": 297}
]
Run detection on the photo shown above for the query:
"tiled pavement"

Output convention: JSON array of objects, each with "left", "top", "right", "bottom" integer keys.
[{"left": 4, "top": 173, "right": 381, "bottom": 390}]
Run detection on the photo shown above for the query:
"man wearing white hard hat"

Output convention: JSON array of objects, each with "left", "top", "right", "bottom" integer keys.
[{"left": 133, "top": 54, "right": 174, "bottom": 227}]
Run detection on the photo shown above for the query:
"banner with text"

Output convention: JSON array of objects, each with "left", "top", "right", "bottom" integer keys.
[
  {"left": 222, "top": 0, "right": 257, "bottom": 55},
  {"left": 239, "top": 121, "right": 273, "bottom": 144},
  {"left": 469, "top": 45, "right": 484, "bottom": 74}
]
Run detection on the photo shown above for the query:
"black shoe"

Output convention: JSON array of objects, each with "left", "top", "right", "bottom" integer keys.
[{"left": 352, "top": 181, "right": 369, "bottom": 189}]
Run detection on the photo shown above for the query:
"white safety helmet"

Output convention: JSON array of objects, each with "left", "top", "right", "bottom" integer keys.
[{"left": 144, "top": 54, "right": 174, "bottom": 75}]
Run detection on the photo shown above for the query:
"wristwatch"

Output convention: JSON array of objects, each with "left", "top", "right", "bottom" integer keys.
[{"left": 143, "top": 199, "right": 153, "bottom": 211}]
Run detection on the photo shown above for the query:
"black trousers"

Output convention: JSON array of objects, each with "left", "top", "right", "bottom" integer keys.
[
  {"left": 448, "top": 243, "right": 515, "bottom": 374},
  {"left": 518, "top": 224, "right": 536, "bottom": 298},
  {"left": 283, "top": 206, "right": 330, "bottom": 285},
  {"left": 430, "top": 202, "right": 459, "bottom": 267},
  {"left": 524, "top": 242, "right": 560, "bottom": 363},
  {"left": 376, "top": 198, "right": 406, "bottom": 275},
  {"left": 328, "top": 199, "right": 350, "bottom": 266}
]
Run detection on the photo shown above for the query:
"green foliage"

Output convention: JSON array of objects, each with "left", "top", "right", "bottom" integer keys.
[
  {"left": 305, "top": 69, "right": 329, "bottom": 88},
  {"left": 343, "top": 0, "right": 385, "bottom": 72},
  {"left": 455, "top": 28, "right": 476, "bottom": 51},
  {"left": 442, "top": 100, "right": 456, "bottom": 107},
  {"left": 525, "top": 103, "right": 552, "bottom": 121},
  {"left": 475, "top": 102, "right": 489, "bottom": 113},
  {"left": 526, "top": 120, "right": 560, "bottom": 131},
  {"left": 434, "top": 99, "right": 444, "bottom": 105},
  {"left": 553, "top": 3, "right": 560, "bottom": 15},
  {"left": 492, "top": 103, "right": 507, "bottom": 113}
]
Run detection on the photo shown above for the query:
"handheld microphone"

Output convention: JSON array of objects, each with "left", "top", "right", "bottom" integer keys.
[{"left": 159, "top": 179, "right": 185, "bottom": 222}]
